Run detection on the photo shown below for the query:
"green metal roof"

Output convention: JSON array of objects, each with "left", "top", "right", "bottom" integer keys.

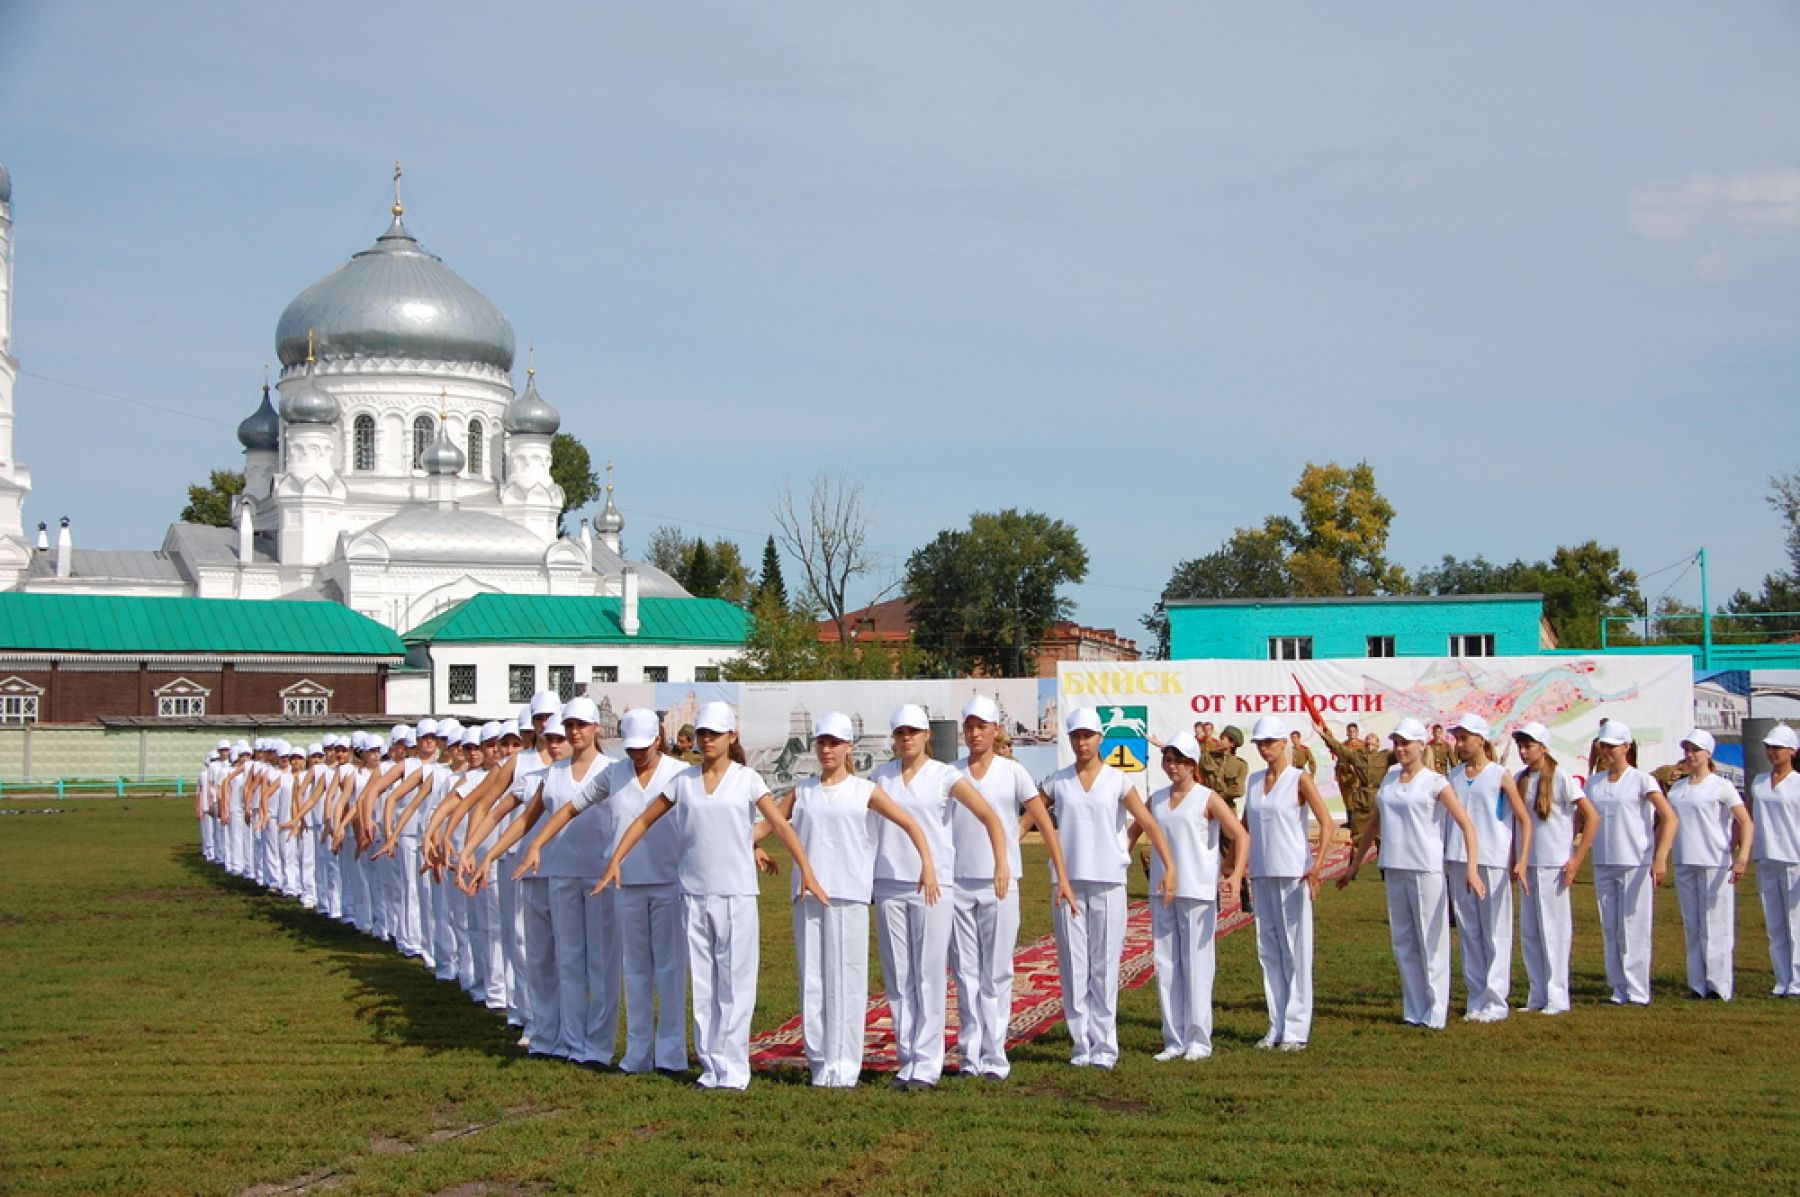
[
  {"left": 403, "top": 594, "right": 750, "bottom": 646},
  {"left": 0, "top": 593, "right": 405, "bottom": 656}
]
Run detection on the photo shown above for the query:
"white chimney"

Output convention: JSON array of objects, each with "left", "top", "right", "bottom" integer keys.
[
  {"left": 34, "top": 521, "right": 47, "bottom": 551},
  {"left": 622, "top": 566, "right": 640, "bottom": 637},
  {"left": 237, "top": 501, "right": 254, "bottom": 564},
  {"left": 55, "top": 516, "right": 71, "bottom": 578}
]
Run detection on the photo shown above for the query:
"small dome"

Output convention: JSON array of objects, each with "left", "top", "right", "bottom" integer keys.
[
  {"left": 503, "top": 372, "right": 560, "bottom": 435},
  {"left": 420, "top": 424, "right": 466, "bottom": 476},
  {"left": 236, "top": 384, "right": 281, "bottom": 451},
  {"left": 596, "top": 488, "right": 624, "bottom": 534},
  {"left": 280, "top": 375, "right": 340, "bottom": 425}
]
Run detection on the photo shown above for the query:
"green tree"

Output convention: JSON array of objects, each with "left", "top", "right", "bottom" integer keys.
[
  {"left": 904, "top": 509, "right": 1088, "bottom": 677},
  {"left": 725, "top": 593, "right": 827, "bottom": 680},
  {"left": 180, "top": 470, "right": 245, "bottom": 528},
  {"left": 1409, "top": 545, "right": 1642, "bottom": 649},
  {"left": 646, "top": 525, "right": 753, "bottom": 605},
  {"left": 685, "top": 540, "right": 720, "bottom": 598},
  {"left": 755, "top": 535, "right": 788, "bottom": 610},
  {"left": 1141, "top": 526, "right": 1291, "bottom": 657},
  {"left": 550, "top": 433, "right": 601, "bottom": 536}
]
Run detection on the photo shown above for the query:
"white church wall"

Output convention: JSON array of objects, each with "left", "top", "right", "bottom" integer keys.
[{"left": 423, "top": 642, "right": 740, "bottom": 715}]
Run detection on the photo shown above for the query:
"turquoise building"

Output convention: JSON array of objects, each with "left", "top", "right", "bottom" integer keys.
[{"left": 1167, "top": 594, "right": 1551, "bottom": 660}]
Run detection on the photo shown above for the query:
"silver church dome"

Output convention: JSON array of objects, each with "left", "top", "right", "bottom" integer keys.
[
  {"left": 0, "top": 161, "right": 11, "bottom": 205},
  {"left": 596, "top": 488, "right": 624, "bottom": 534},
  {"left": 420, "top": 424, "right": 466, "bottom": 476},
  {"left": 503, "top": 371, "right": 561, "bottom": 436},
  {"left": 274, "top": 208, "right": 515, "bottom": 372},
  {"left": 280, "top": 375, "right": 340, "bottom": 425},
  {"left": 236, "top": 384, "right": 281, "bottom": 451}
]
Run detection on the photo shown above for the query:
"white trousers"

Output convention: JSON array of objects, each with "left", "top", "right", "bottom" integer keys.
[
  {"left": 296, "top": 828, "right": 318, "bottom": 908},
  {"left": 1758, "top": 862, "right": 1800, "bottom": 997},
  {"left": 473, "top": 872, "right": 508, "bottom": 1009},
  {"left": 280, "top": 834, "right": 301, "bottom": 898},
  {"left": 1052, "top": 880, "right": 1126, "bottom": 1067},
  {"left": 1448, "top": 863, "right": 1512, "bottom": 1018},
  {"left": 431, "top": 868, "right": 458, "bottom": 982},
  {"left": 408, "top": 841, "right": 435, "bottom": 968},
  {"left": 1385, "top": 868, "right": 1450, "bottom": 1028},
  {"left": 795, "top": 896, "right": 869, "bottom": 1087},
  {"left": 1594, "top": 863, "right": 1654, "bottom": 1004},
  {"left": 343, "top": 847, "right": 372, "bottom": 933},
  {"left": 201, "top": 813, "right": 215, "bottom": 861},
  {"left": 875, "top": 880, "right": 954, "bottom": 1083},
  {"left": 1151, "top": 896, "right": 1217, "bottom": 1054},
  {"left": 1675, "top": 864, "right": 1736, "bottom": 1000},
  {"left": 684, "top": 893, "right": 759, "bottom": 1090},
  {"left": 616, "top": 882, "right": 688, "bottom": 1073},
  {"left": 1518, "top": 865, "right": 1572, "bottom": 1013},
  {"left": 318, "top": 833, "right": 341, "bottom": 918},
  {"left": 388, "top": 839, "right": 423, "bottom": 957},
  {"left": 548, "top": 876, "right": 619, "bottom": 1063},
  {"left": 448, "top": 883, "right": 474, "bottom": 991},
  {"left": 373, "top": 850, "right": 400, "bottom": 941},
  {"left": 520, "top": 877, "right": 557, "bottom": 1051},
  {"left": 496, "top": 864, "right": 528, "bottom": 1025},
  {"left": 950, "top": 882, "right": 1021, "bottom": 1078},
  {"left": 1253, "top": 876, "right": 1314, "bottom": 1045}
]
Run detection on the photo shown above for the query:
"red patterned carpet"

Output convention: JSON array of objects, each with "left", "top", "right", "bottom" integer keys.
[{"left": 749, "top": 841, "right": 1354, "bottom": 1071}]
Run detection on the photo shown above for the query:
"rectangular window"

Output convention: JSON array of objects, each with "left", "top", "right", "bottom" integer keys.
[
  {"left": 448, "top": 665, "right": 478, "bottom": 704},
  {"left": 643, "top": 665, "right": 669, "bottom": 683},
  {"left": 1268, "top": 636, "right": 1313, "bottom": 661},
  {"left": 549, "top": 665, "right": 575, "bottom": 701},
  {"left": 694, "top": 666, "right": 721, "bottom": 682},
  {"left": 283, "top": 696, "right": 329, "bottom": 717},
  {"left": 157, "top": 695, "right": 207, "bottom": 718},
  {"left": 1448, "top": 633, "right": 1496, "bottom": 657},
  {"left": 0, "top": 695, "right": 39, "bottom": 724},
  {"left": 508, "top": 664, "right": 535, "bottom": 704},
  {"left": 590, "top": 665, "right": 618, "bottom": 684},
  {"left": 1366, "top": 635, "right": 1396, "bottom": 658}
]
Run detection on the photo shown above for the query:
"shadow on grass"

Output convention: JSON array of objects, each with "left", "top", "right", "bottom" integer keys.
[{"left": 172, "top": 845, "right": 527, "bottom": 1063}]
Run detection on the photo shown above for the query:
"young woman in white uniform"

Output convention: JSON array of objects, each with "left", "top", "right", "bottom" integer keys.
[
  {"left": 1340, "top": 717, "right": 1485, "bottom": 1030},
  {"left": 1511, "top": 722, "right": 1598, "bottom": 1015},
  {"left": 494, "top": 720, "right": 572, "bottom": 1055},
  {"left": 1443, "top": 713, "right": 1531, "bottom": 1021},
  {"left": 869, "top": 704, "right": 1010, "bottom": 1088},
  {"left": 771, "top": 711, "right": 941, "bottom": 1087},
  {"left": 596, "top": 701, "right": 826, "bottom": 1091},
  {"left": 950, "top": 695, "right": 1076, "bottom": 1081},
  {"left": 1750, "top": 724, "right": 1800, "bottom": 996},
  {"left": 1584, "top": 721, "right": 1679, "bottom": 1005},
  {"left": 1667, "top": 729, "right": 1751, "bottom": 1000},
  {"left": 1133, "top": 733, "right": 1247, "bottom": 1060},
  {"left": 1038, "top": 706, "right": 1177, "bottom": 1069},
  {"left": 1256, "top": 714, "right": 1337, "bottom": 1049}
]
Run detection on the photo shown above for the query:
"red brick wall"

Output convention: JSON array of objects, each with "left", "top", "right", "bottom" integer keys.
[{"left": 18, "top": 662, "right": 385, "bottom": 723}]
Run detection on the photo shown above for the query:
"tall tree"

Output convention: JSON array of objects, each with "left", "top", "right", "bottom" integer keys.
[
  {"left": 1410, "top": 544, "right": 1641, "bottom": 648},
  {"left": 645, "top": 525, "right": 752, "bottom": 605},
  {"left": 904, "top": 508, "right": 1088, "bottom": 677},
  {"left": 755, "top": 535, "right": 788, "bottom": 610},
  {"left": 549, "top": 433, "right": 601, "bottom": 536},
  {"left": 725, "top": 592, "right": 925, "bottom": 681},
  {"left": 646, "top": 525, "right": 692, "bottom": 579},
  {"left": 773, "top": 471, "right": 889, "bottom": 643},
  {"left": 685, "top": 539, "right": 720, "bottom": 598},
  {"left": 179, "top": 469, "right": 245, "bottom": 528}
]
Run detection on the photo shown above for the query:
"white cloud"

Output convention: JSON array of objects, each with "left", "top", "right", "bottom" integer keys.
[{"left": 1628, "top": 169, "right": 1800, "bottom": 241}]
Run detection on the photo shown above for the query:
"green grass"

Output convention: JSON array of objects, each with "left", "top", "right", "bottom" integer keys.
[{"left": 2, "top": 797, "right": 1796, "bottom": 1196}]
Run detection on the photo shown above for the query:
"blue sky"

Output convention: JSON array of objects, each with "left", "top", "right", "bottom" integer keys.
[{"left": 3, "top": 1, "right": 1798, "bottom": 642}]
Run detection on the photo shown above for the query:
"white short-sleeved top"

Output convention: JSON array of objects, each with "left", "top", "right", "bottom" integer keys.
[
  {"left": 1148, "top": 784, "right": 1220, "bottom": 900},
  {"left": 1520, "top": 769, "right": 1583, "bottom": 867},
  {"left": 447, "top": 768, "right": 485, "bottom": 853},
  {"left": 272, "top": 774, "right": 294, "bottom": 824},
  {"left": 789, "top": 775, "right": 881, "bottom": 904},
  {"left": 952, "top": 754, "right": 1034, "bottom": 883},
  {"left": 1668, "top": 774, "right": 1743, "bottom": 867},
  {"left": 1584, "top": 767, "right": 1662, "bottom": 867},
  {"left": 537, "top": 757, "right": 612, "bottom": 878},
  {"left": 1446, "top": 761, "right": 1514, "bottom": 868},
  {"left": 872, "top": 758, "right": 958, "bottom": 887},
  {"left": 575, "top": 754, "right": 687, "bottom": 886},
  {"left": 1753, "top": 771, "right": 1800, "bottom": 864},
  {"left": 1042, "top": 763, "right": 1134, "bottom": 886},
  {"left": 300, "top": 765, "right": 329, "bottom": 828},
  {"left": 1245, "top": 766, "right": 1313, "bottom": 879},
  {"left": 1377, "top": 767, "right": 1449, "bottom": 872},
  {"left": 656, "top": 763, "right": 771, "bottom": 897}
]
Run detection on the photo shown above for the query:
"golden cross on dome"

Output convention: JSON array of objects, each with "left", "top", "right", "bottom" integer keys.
[
  {"left": 527, "top": 344, "right": 536, "bottom": 378},
  {"left": 392, "top": 161, "right": 404, "bottom": 218},
  {"left": 305, "top": 328, "right": 316, "bottom": 365}
]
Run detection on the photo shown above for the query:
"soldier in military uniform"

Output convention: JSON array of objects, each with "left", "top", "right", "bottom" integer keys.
[
  {"left": 673, "top": 724, "right": 703, "bottom": 766},
  {"left": 1289, "top": 729, "right": 1317, "bottom": 777},
  {"left": 1315, "top": 717, "right": 1394, "bottom": 845},
  {"left": 1651, "top": 757, "right": 1689, "bottom": 796},
  {"left": 1200, "top": 726, "right": 1251, "bottom": 910},
  {"left": 1428, "top": 724, "right": 1457, "bottom": 775}
]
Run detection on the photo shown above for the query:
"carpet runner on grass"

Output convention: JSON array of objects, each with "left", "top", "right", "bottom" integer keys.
[{"left": 748, "top": 840, "right": 1354, "bottom": 1071}]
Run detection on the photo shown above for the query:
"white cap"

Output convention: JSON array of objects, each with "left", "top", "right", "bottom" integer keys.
[
  {"left": 233, "top": 740, "right": 251, "bottom": 755},
  {"left": 461, "top": 728, "right": 483, "bottom": 748},
  {"left": 478, "top": 721, "right": 502, "bottom": 743},
  {"left": 1390, "top": 717, "right": 1429, "bottom": 743},
  {"left": 285, "top": 742, "right": 304, "bottom": 757},
  {"left": 890, "top": 704, "right": 930, "bottom": 732},
  {"left": 561, "top": 697, "right": 601, "bottom": 726},
  {"left": 391, "top": 723, "right": 410, "bottom": 741},
  {"left": 347, "top": 731, "right": 366, "bottom": 751},
  {"left": 1596, "top": 721, "right": 1633, "bottom": 746},
  {"left": 216, "top": 738, "right": 231, "bottom": 750},
  {"left": 308, "top": 742, "right": 324, "bottom": 756},
  {"left": 1513, "top": 721, "right": 1551, "bottom": 747},
  {"left": 529, "top": 690, "right": 561, "bottom": 718},
  {"left": 500, "top": 719, "right": 521, "bottom": 740},
  {"left": 813, "top": 711, "right": 855, "bottom": 743},
  {"left": 516, "top": 704, "right": 533, "bottom": 728},
  {"left": 1249, "top": 715, "right": 1288, "bottom": 743},
  {"left": 962, "top": 696, "right": 1000, "bottom": 725},
  {"left": 695, "top": 701, "right": 736, "bottom": 733},
  {"left": 437, "top": 719, "right": 462, "bottom": 739},
  {"left": 1449, "top": 712, "right": 1492, "bottom": 738},
  {"left": 539, "top": 716, "right": 567, "bottom": 739},
  {"left": 1680, "top": 728, "right": 1716, "bottom": 754},
  {"left": 399, "top": 728, "right": 418, "bottom": 747},
  {"left": 416, "top": 718, "right": 439, "bottom": 738},
  {"left": 1764, "top": 724, "right": 1800, "bottom": 750},
  {"left": 1065, "top": 707, "right": 1102, "bottom": 735},
  {"left": 1164, "top": 733, "right": 1203, "bottom": 765},
  {"left": 620, "top": 709, "right": 661, "bottom": 749}
]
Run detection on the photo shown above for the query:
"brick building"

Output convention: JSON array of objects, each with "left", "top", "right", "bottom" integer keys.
[{"left": 817, "top": 597, "right": 1139, "bottom": 677}]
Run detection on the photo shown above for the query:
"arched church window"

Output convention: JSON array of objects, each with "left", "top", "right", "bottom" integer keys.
[
  {"left": 411, "top": 415, "right": 435, "bottom": 470},
  {"left": 466, "top": 419, "right": 484, "bottom": 476},
  {"left": 353, "top": 415, "right": 376, "bottom": 472}
]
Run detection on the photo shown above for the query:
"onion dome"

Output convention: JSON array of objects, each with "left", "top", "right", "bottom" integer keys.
[
  {"left": 280, "top": 374, "right": 340, "bottom": 425},
  {"left": 420, "top": 422, "right": 466, "bottom": 476},
  {"left": 503, "top": 369, "right": 560, "bottom": 436},
  {"left": 274, "top": 192, "right": 515, "bottom": 371},
  {"left": 236, "top": 383, "right": 281, "bottom": 451},
  {"left": 596, "top": 476, "right": 624, "bottom": 535}
]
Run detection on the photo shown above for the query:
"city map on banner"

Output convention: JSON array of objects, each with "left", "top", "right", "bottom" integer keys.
[{"left": 1055, "top": 656, "right": 1695, "bottom": 796}]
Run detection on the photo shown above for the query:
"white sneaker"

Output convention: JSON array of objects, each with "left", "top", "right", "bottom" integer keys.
[
  {"left": 1279, "top": 1041, "right": 1307, "bottom": 1052},
  {"left": 1153, "top": 1047, "right": 1183, "bottom": 1062},
  {"left": 1183, "top": 1044, "right": 1212, "bottom": 1061},
  {"left": 1255, "top": 1035, "right": 1279, "bottom": 1050},
  {"left": 1070, "top": 1054, "right": 1092, "bottom": 1067}
]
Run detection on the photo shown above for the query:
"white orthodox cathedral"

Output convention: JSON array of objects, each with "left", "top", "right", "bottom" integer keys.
[{"left": 0, "top": 165, "right": 689, "bottom": 631}]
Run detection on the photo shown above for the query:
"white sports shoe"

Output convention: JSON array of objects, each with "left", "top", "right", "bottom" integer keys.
[
  {"left": 1255, "top": 1034, "right": 1279, "bottom": 1050},
  {"left": 1153, "top": 1047, "right": 1183, "bottom": 1062},
  {"left": 1183, "top": 1044, "right": 1212, "bottom": 1061}
]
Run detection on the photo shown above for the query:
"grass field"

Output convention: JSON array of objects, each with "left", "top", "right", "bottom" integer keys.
[{"left": 3, "top": 797, "right": 1797, "bottom": 1196}]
